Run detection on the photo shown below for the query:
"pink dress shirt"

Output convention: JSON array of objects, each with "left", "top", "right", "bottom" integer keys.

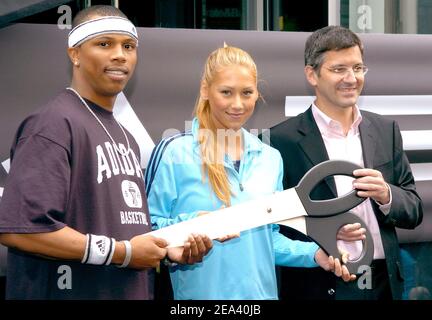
[{"left": 311, "top": 104, "right": 390, "bottom": 259}]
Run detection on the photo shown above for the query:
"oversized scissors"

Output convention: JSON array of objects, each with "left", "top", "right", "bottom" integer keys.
[{"left": 149, "top": 160, "right": 374, "bottom": 274}]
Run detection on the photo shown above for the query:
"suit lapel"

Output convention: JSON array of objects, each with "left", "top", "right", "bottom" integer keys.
[
  {"left": 297, "top": 107, "right": 337, "bottom": 195},
  {"left": 359, "top": 115, "right": 376, "bottom": 168}
]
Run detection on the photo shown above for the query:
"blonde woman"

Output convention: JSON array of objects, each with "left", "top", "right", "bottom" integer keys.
[{"left": 145, "top": 46, "right": 352, "bottom": 299}]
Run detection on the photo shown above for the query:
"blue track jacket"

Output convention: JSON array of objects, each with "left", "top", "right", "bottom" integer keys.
[{"left": 145, "top": 118, "right": 319, "bottom": 300}]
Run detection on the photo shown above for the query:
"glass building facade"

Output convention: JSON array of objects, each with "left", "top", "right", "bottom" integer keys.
[{"left": 7, "top": 0, "right": 432, "bottom": 34}]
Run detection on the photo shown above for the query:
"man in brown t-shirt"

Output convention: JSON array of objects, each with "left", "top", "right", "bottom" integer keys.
[{"left": 0, "top": 5, "right": 212, "bottom": 300}]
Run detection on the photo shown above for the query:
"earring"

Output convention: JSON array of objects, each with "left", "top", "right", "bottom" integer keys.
[{"left": 74, "top": 61, "right": 79, "bottom": 66}]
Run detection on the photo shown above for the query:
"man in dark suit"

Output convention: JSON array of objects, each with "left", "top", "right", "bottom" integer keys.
[{"left": 269, "top": 26, "right": 423, "bottom": 300}]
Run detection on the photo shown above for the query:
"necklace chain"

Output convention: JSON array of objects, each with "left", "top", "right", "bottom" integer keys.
[{"left": 66, "top": 87, "right": 131, "bottom": 156}]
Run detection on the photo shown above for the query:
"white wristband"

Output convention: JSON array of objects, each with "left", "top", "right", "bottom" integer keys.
[
  {"left": 81, "top": 234, "right": 115, "bottom": 265},
  {"left": 118, "top": 240, "right": 132, "bottom": 268}
]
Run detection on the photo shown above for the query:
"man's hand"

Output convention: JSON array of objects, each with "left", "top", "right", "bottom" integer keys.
[
  {"left": 337, "top": 223, "right": 366, "bottom": 241},
  {"left": 315, "top": 248, "right": 356, "bottom": 282},
  {"left": 167, "top": 234, "right": 213, "bottom": 265},
  {"left": 353, "top": 168, "right": 390, "bottom": 205},
  {"left": 128, "top": 234, "right": 168, "bottom": 269}
]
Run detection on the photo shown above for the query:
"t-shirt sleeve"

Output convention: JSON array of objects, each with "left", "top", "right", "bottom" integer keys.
[{"left": 0, "top": 134, "right": 70, "bottom": 233}]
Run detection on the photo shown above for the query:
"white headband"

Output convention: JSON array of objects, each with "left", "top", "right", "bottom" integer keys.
[{"left": 68, "top": 16, "right": 138, "bottom": 48}]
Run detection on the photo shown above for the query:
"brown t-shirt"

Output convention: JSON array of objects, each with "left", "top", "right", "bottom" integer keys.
[{"left": 0, "top": 90, "right": 152, "bottom": 299}]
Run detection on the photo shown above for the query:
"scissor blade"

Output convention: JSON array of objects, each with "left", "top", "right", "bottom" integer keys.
[
  {"left": 278, "top": 216, "right": 307, "bottom": 235},
  {"left": 148, "top": 188, "right": 308, "bottom": 247}
]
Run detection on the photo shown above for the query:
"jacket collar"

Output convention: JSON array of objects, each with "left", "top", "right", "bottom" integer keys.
[
  {"left": 358, "top": 115, "right": 375, "bottom": 168},
  {"left": 297, "top": 107, "right": 331, "bottom": 167},
  {"left": 297, "top": 107, "right": 335, "bottom": 195},
  {"left": 297, "top": 106, "right": 377, "bottom": 195}
]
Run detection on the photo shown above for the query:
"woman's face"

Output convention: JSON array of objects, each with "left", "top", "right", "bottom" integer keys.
[{"left": 202, "top": 65, "right": 258, "bottom": 131}]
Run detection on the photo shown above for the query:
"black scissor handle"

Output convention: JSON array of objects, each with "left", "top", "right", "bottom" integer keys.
[
  {"left": 305, "top": 212, "right": 374, "bottom": 274},
  {"left": 295, "top": 160, "right": 365, "bottom": 217}
]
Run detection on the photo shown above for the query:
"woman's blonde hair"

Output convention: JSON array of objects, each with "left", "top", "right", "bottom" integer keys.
[{"left": 194, "top": 46, "right": 258, "bottom": 206}]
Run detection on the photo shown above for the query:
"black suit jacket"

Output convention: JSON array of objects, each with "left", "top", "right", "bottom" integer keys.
[{"left": 268, "top": 107, "right": 423, "bottom": 300}]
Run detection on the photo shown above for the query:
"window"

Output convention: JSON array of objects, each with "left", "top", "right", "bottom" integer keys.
[{"left": 340, "top": 0, "right": 432, "bottom": 34}]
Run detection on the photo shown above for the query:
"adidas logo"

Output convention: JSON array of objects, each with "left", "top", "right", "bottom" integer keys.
[{"left": 96, "top": 239, "right": 106, "bottom": 254}]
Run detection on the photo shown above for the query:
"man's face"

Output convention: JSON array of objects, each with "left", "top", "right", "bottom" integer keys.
[
  {"left": 306, "top": 46, "right": 365, "bottom": 111},
  {"left": 74, "top": 33, "right": 137, "bottom": 100}
]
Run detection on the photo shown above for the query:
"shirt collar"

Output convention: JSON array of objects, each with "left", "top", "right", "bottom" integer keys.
[{"left": 311, "top": 103, "right": 363, "bottom": 136}]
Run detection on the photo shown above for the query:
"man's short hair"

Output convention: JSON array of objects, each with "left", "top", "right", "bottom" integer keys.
[
  {"left": 72, "top": 5, "right": 128, "bottom": 28},
  {"left": 304, "top": 25, "right": 363, "bottom": 71}
]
